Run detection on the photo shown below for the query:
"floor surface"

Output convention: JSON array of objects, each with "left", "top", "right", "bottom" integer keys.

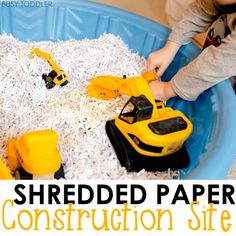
[
  {"left": 92, "top": 0, "right": 205, "bottom": 47},
  {"left": 93, "top": 0, "right": 169, "bottom": 26}
]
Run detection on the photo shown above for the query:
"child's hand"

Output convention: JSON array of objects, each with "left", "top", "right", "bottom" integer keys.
[
  {"left": 146, "top": 40, "right": 180, "bottom": 79},
  {"left": 149, "top": 80, "right": 177, "bottom": 101}
]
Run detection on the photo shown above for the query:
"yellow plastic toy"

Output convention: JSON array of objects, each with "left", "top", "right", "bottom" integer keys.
[
  {"left": 86, "top": 71, "right": 156, "bottom": 100},
  {"left": 87, "top": 72, "right": 192, "bottom": 171},
  {"left": 0, "top": 130, "right": 64, "bottom": 180},
  {"left": 0, "top": 159, "right": 13, "bottom": 180},
  {"left": 30, "top": 48, "right": 69, "bottom": 89}
]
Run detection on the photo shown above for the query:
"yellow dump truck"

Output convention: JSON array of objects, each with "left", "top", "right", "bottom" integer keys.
[{"left": 0, "top": 130, "right": 64, "bottom": 180}]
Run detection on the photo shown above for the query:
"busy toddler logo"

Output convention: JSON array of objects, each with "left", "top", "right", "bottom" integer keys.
[{"left": 0, "top": 0, "right": 53, "bottom": 7}]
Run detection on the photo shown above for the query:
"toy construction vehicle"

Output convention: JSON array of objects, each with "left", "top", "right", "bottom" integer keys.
[
  {"left": 0, "top": 130, "right": 64, "bottom": 180},
  {"left": 30, "top": 48, "right": 69, "bottom": 89},
  {"left": 87, "top": 72, "right": 192, "bottom": 171},
  {"left": 0, "top": 159, "right": 13, "bottom": 180}
]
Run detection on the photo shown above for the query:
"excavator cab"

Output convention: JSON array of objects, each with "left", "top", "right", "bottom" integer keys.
[
  {"left": 119, "top": 95, "right": 153, "bottom": 124},
  {"left": 42, "top": 70, "right": 68, "bottom": 89}
]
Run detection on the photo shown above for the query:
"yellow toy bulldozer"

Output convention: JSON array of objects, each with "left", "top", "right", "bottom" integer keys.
[
  {"left": 87, "top": 72, "right": 192, "bottom": 171},
  {"left": 30, "top": 48, "right": 69, "bottom": 89},
  {"left": 0, "top": 130, "right": 64, "bottom": 180}
]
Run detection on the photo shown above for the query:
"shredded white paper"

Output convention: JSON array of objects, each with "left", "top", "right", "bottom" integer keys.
[{"left": 0, "top": 33, "right": 180, "bottom": 180}]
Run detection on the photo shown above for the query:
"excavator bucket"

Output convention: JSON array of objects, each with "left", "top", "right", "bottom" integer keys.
[
  {"left": 87, "top": 84, "right": 119, "bottom": 100},
  {"left": 86, "top": 75, "right": 121, "bottom": 100}
]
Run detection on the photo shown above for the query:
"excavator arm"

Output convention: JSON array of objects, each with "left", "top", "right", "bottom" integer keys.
[
  {"left": 86, "top": 72, "right": 161, "bottom": 118},
  {"left": 87, "top": 72, "right": 156, "bottom": 99},
  {"left": 30, "top": 48, "right": 61, "bottom": 74}
]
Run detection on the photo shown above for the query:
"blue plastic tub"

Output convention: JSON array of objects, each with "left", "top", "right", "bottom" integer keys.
[{"left": 0, "top": 0, "right": 235, "bottom": 179}]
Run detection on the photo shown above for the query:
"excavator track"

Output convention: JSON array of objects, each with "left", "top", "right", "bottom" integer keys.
[
  {"left": 106, "top": 120, "right": 190, "bottom": 172},
  {"left": 106, "top": 120, "right": 132, "bottom": 171}
]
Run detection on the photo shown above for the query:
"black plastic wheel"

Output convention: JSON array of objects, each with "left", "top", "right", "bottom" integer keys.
[
  {"left": 54, "top": 164, "right": 65, "bottom": 179},
  {"left": 42, "top": 73, "right": 48, "bottom": 82},
  {"left": 15, "top": 168, "right": 33, "bottom": 180},
  {"left": 60, "top": 80, "right": 69, "bottom": 87},
  {"left": 46, "top": 81, "right": 56, "bottom": 89},
  {"left": 42, "top": 73, "right": 47, "bottom": 80}
]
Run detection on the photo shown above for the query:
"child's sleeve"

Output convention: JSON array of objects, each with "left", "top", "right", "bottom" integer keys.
[
  {"left": 171, "top": 29, "right": 236, "bottom": 100},
  {"left": 169, "top": 0, "right": 218, "bottom": 45}
]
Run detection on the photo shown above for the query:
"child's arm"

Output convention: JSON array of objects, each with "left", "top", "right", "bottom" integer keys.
[
  {"left": 147, "top": 0, "right": 217, "bottom": 77},
  {"left": 146, "top": 41, "right": 180, "bottom": 78},
  {"left": 171, "top": 29, "right": 236, "bottom": 100},
  {"left": 149, "top": 30, "right": 236, "bottom": 101},
  {"left": 168, "top": 0, "right": 217, "bottom": 45}
]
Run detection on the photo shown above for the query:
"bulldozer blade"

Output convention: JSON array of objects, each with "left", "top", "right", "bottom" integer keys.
[
  {"left": 87, "top": 84, "right": 119, "bottom": 100},
  {"left": 106, "top": 120, "right": 190, "bottom": 172}
]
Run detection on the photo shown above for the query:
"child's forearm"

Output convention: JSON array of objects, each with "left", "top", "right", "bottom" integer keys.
[
  {"left": 164, "top": 40, "right": 181, "bottom": 57},
  {"left": 149, "top": 80, "right": 177, "bottom": 101},
  {"left": 164, "top": 81, "right": 177, "bottom": 99},
  {"left": 171, "top": 31, "right": 236, "bottom": 101}
]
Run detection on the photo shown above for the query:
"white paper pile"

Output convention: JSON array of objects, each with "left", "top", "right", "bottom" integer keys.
[{"left": 0, "top": 33, "right": 178, "bottom": 180}]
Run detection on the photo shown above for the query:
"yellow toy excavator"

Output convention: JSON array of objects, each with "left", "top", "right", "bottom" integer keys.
[
  {"left": 87, "top": 72, "right": 192, "bottom": 171},
  {"left": 30, "top": 48, "right": 69, "bottom": 89}
]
